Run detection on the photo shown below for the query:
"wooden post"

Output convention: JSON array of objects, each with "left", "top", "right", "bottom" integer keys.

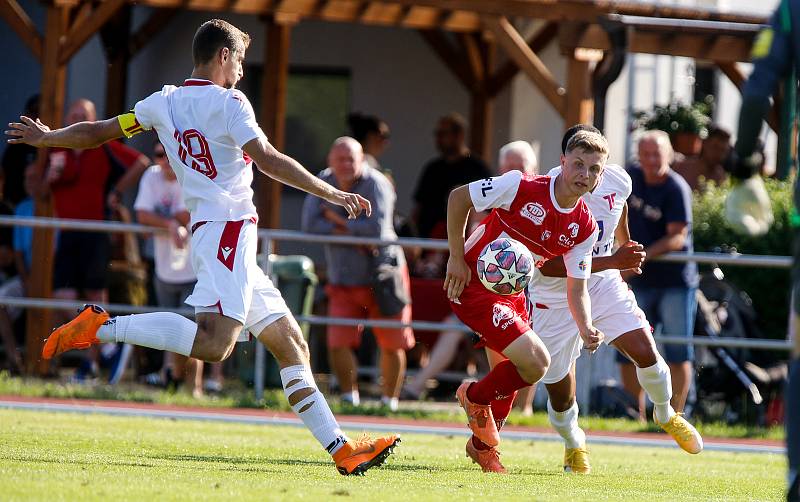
[
  {"left": 468, "top": 36, "right": 494, "bottom": 161},
  {"left": 100, "top": 6, "right": 132, "bottom": 117},
  {"left": 257, "top": 17, "right": 292, "bottom": 230},
  {"left": 26, "top": 5, "right": 67, "bottom": 375},
  {"left": 564, "top": 52, "right": 594, "bottom": 128}
]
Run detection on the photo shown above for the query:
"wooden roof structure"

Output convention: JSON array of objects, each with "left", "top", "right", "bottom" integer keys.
[{"left": 1, "top": 0, "right": 771, "bottom": 373}]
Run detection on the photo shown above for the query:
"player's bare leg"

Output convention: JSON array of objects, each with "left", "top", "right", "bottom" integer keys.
[
  {"left": 257, "top": 314, "right": 400, "bottom": 475},
  {"left": 613, "top": 328, "right": 702, "bottom": 454},
  {"left": 544, "top": 366, "right": 590, "bottom": 473}
]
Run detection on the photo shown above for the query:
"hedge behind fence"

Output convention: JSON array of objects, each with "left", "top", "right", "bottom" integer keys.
[{"left": 692, "top": 177, "right": 794, "bottom": 339}]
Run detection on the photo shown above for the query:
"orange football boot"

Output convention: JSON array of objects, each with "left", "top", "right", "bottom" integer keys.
[
  {"left": 333, "top": 433, "right": 401, "bottom": 476},
  {"left": 41, "top": 304, "right": 109, "bottom": 359},
  {"left": 456, "top": 382, "right": 500, "bottom": 447},
  {"left": 465, "top": 438, "right": 507, "bottom": 474}
]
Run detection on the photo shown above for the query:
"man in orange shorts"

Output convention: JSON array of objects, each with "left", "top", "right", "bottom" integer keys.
[{"left": 303, "top": 137, "right": 414, "bottom": 411}]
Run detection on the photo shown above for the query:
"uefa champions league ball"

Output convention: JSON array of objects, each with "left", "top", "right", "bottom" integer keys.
[{"left": 476, "top": 237, "right": 534, "bottom": 295}]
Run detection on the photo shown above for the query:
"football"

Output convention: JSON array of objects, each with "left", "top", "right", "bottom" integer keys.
[{"left": 476, "top": 237, "right": 534, "bottom": 295}]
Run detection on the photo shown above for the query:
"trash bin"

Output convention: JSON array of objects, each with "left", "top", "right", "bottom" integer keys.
[{"left": 236, "top": 254, "right": 318, "bottom": 387}]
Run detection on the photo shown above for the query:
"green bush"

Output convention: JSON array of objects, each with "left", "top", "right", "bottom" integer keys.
[{"left": 692, "top": 177, "right": 794, "bottom": 338}]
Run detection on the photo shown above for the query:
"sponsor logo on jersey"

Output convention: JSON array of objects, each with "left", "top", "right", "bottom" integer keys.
[
  {"left": 540, "top": 230, "right": 551, "bottom": 241},
  {"left": 558, "top": 234, "right": 576, "bottom": 247},
  {"left": 492, "top": 303, "right": 516, "bottom": 330},
  {"left": 603, "top": 192, "right": 617, "bottom": 210},
  {"left": 520, "top": 202, "right": 546, "bottom": 225},
  {"left": 568, "top": 222, "right": 580, "bottom": 238},
  {"left": 578, "top": 260, "right": 587, "bottom": 271},
  {"left": 220, "top": 246, "right": 234, "bottom": 260}
]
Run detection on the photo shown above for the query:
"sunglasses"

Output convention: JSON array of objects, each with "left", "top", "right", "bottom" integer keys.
[{"left": 154, "top": 151, "right": 166, "bottom": 159}]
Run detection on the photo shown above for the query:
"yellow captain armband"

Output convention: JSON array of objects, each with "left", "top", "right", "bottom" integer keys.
[
  {"left": 751, "top": 28, "right": 774, "bottom": 59},
  {"left": 118, "top": 111, "right": 146, "bottom": 138}
]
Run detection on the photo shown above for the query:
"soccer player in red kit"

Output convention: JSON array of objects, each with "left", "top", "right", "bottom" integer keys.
[{"left": 444, "top": 130, "right": 608, "bottom": 472}]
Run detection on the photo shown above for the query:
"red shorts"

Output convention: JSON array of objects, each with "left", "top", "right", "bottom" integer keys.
[
  {"left": 326, "top": 283, "right": 415, "bottom": 351},
  {"left": 449, "top": 277, "right": 531, "bottom": 354}
]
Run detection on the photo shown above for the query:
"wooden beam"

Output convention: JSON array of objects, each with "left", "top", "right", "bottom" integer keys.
[
  {"left": 419, "top": 30, "right": 474, "bottom": 89},
  {"left": 401, "top": 5, "right": 442, "bottom": 29},
  {"left": 101, "top": 6, "right": 132, "bottom": 117},
  {"left": 486, "top": 21, "right": 557, "bottom": 97},
  {"left": 319, "top": 0, "right": 362, "bottom": 22},
  {"left": 483, "top": 15, "right": 566, "bottom": 117},
  {"left": 564, "top": 54, "right": 594, "bottom": 128},
  {"left": 716, "top": 61, "right": 780, "bottom": 133},
  {"left": 442, "top": 10, "right": 480, "bottom": 32},
  {"left": 258, "top": 18, "right": 291, "bottom": 230},
  {"left": 27, "top": 5, "right": 68, "bottom": 376},
  {"left": 468, "top": 37, "right": 493, "bottom": 160},
  {"left": 0, "top": 0, "right": 42, "bottom": 62},
  {"left": 458, "top": 33, "right": 484, "bottom": 84},
  {"left": 360, "top": 2, "right": 405, "bottom": 25},
  {"left": 128, "top": 8, "right": 178, "bottom": 57},
  {"left": 59, "top": 0, "right": 128, "bottom": 65},
  {"left": 568, "top": 23, "right": 755, "bottom": 64}
]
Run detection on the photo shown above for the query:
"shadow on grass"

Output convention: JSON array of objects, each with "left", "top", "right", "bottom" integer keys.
[{"left": 7, "top": 455, "right": 157, "bottom": 469}]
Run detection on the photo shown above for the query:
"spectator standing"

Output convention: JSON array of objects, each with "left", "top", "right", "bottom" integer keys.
[
  {"left": 623, "top": 130, "right": 698, "bottom": 417},
  {"left": 134, "top": 142, "right": 204, "bottom": 396},
  {"left": 673, "top": 125, "right": 732, "bottom": 191},
  {"left": 1, "top": 94, "right": 38, "bottom": 206},
  {"left": 497, "top": 140, "right": 538, "bottom": 175},
  {"left": 45, "top": 98, "right": 149, "bottom": 308},
  {"left": 411, "top": 113, "right": 491, "bottom": 241},
  {"left": 0, "top": 159, "right": 38, "bottom": 372},
  {"left": 348, "top": 113, "right": 391, "bottom": 177},
  {"left": 302, "top": 137, "right": 414, "bottom": 411}
]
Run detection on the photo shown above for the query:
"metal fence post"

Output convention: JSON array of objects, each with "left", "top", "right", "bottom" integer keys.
[{"left": 254, "top": 232, "right": 274, "bottom": 402}]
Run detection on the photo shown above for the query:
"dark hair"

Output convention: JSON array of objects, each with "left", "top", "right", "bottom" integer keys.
[
  {"left": 192, "top": 19, "right": 251, "bottom": 66},
  {"left": 706, "top": 124, "right": 732, "bottom": 142},
  {"left": 348, "top": 113, "right": 384, "bottom": 144},
  {"left": 561, "top": 124, "right": 600, "bottom": 154},
  {"left": 439, "top": 113, "right": 467, "bottom": 135}
]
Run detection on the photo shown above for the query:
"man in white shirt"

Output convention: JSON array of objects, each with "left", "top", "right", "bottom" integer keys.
[{"left": 6, "top": 19, "right": 398, "bottom": 476}]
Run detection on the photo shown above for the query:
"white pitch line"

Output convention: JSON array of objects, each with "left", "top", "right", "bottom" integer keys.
[{"left": 0, "top": 400, "right": 784, "bottom": 455}]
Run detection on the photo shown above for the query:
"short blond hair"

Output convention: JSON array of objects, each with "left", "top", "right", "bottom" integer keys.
[{"left": 565, "top": 130, "right": 609, "bottom": 156}]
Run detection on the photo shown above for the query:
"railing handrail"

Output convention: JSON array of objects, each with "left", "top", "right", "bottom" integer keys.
[
  {"left": 0, "top": 296, "right": 791, "bottom": 351},
  {"left": 0, "top": 215, "right": 792, "bottom": 267}
]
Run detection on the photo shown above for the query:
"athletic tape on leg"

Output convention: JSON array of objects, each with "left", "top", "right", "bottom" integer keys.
[{"left": 280, "top": 365, "right": 347, "bottom": 454}]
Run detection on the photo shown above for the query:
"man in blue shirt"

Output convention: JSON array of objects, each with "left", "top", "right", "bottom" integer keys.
[{"left": 623, "top": 130, "right": 698, "bottom": 419}]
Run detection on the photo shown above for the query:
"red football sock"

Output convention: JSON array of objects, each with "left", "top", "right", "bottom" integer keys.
[
  {"left": 466, "top": 359, "right": 529, "bottom": 405},
  {"left": 472, "top": 435, "right": 492, "bottom": 451},
  {"left": 491, "top": 390, "right": 518, "bottom": 429},
  {"left": 471, "top": 390, "right": 519, "bottom": 452}
]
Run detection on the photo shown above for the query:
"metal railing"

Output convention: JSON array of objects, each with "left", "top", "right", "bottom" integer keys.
[{"left": 0, "top": 216, "right": 794, "bottom": 399}]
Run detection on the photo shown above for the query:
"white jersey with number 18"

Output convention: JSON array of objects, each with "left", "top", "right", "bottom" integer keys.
[{"left": 125, "top": 78, "right": 261, "bottom": 227}]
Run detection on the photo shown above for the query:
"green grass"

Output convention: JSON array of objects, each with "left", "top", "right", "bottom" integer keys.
[
  {"left": 0, "top": 372, "right": 784, "bottom": 441},
  {"left": 0, "top": 409, "right": 785, "bottom": 501}
]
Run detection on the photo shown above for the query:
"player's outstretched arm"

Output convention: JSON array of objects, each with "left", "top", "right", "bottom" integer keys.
[
  {"left": 538, "top": 242, "right": 644, "bottom": 278},
  {"left": 243, "top": 136, "right": 370, "bottom": 219},
  {"left": 5, "top": 116, "right": 124, "bottom": 149},
  {"left": 566, "top": 276, "right": 603, "bottom": 352},
  {"left": 444, "top": 185, "right": 474, "bottom": 301}
]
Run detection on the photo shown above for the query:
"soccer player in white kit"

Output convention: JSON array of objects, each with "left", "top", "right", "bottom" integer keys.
[
  {"left": 531, "top": 125, "right": 703, "bottom": 474},
  {"left": 6, "top": 19, "right": 399, "bottom": 476}
]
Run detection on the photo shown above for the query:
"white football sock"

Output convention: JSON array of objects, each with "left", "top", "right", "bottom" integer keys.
[
  {"left": 97, "top": 313, "right": 197, "bottom": 357},
  {"left": 636, "top": 357, "right": 675, "bottom": 423},
  {"left": 548, "top": 400, "right": 586, "bottom": 449},
  {"left": 281, "top": 365, "right": 349, "bottom": 455},
  {"left": 341, "top": 390, "right": 360, "bottom": 406},
  {"left": 381, "top": 396, "right": 399, "bottom": 412}
]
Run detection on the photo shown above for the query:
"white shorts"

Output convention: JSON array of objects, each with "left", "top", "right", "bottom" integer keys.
[
  {"left": 186, "top": 219, "right": 290, "bottom": 337},
  {"left": 532, "top": 272, "right": 650, "bottom": 385}
]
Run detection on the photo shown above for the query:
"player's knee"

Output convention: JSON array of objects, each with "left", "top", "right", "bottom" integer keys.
[
  {"left": 192, "top": 327, "right": 237, "bottom": 362},
  {"left": 517, "top": 346, "right": 550, "bottom": 384}
]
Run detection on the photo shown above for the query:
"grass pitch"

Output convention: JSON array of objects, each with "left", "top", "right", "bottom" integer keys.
[{"left": 0, "top": 409, "right": 784, "bottom": 501}]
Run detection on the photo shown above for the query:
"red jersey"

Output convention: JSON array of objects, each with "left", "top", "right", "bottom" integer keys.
[
  {"left": 464, "top": 171, "right": 598, "bottom": 279},
  {"left": 48, "top": 140, "right": 142, "bottom": 220}
]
